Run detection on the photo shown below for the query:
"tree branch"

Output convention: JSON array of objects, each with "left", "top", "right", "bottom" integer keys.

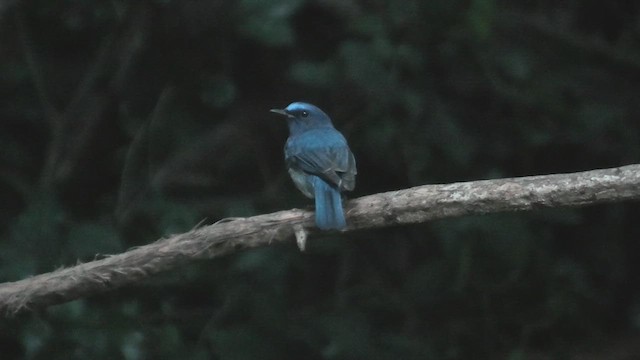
[{"left": 1, "top": 164, "right": 639, "bottom": 316}]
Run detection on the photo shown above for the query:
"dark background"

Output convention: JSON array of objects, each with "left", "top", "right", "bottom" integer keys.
[{"left": 1, "top": 0, "right": 640, "bottom": 359}]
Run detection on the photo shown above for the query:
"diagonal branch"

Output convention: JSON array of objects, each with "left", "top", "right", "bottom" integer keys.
[{"left": 1, "top": 164, "right": 639, "bottom": 316}]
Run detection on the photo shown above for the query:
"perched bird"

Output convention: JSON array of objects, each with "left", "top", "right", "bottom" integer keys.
[{"left": 270, "top": 102, "right": 356, "bottom": 230}]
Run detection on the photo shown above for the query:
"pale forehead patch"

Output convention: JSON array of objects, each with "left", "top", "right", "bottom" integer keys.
[{"left": 285, "top": 102, "right": 320, "bottom": 113}]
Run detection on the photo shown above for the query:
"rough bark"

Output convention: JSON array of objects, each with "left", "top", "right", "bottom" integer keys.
[{"left": 1, "top": 164, "right": 639, "bottom": 316}]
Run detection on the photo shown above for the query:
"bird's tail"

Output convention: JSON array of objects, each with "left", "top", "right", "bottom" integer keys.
[{"left": 313, "top": 176, "right": 346, "bottom": 230}]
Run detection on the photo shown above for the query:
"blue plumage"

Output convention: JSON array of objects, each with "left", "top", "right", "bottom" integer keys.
[
  {"left": 270, "top": 102, "right": 357, "bottom": 230},
  {"left": 312, "top": 176, "right": 346, "bottom": 230}
]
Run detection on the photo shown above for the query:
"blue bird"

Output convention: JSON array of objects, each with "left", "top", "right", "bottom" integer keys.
[{"left": 270, "top": 102, "right": 357, "bottom": 230}]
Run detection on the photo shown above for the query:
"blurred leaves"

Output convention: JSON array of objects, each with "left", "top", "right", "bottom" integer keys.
[
  {"left": 237, "top": 0, "right": 305, "bottom": 46},
  {"left": 3, "top": 195, "right": 64, "bottom": 279},
  {"left": 199, "top": 74, "right": 237, "bottom": 109},
  {"left": 66, "top": 222, "right": 122, "bottom": 259},
  {"left": 290, "top": 60, "right": 337, "bottom": 88},
  {"left": 467, "top": 0, "right": 495, "bottom": 40}
]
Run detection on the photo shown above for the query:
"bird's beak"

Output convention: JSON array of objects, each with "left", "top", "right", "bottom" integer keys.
[{"left": 270, "top": 108, "right": 294, "bottom": 118}]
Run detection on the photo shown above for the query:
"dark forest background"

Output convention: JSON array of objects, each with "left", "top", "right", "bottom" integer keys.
[{"left": 1, "top": 0, "right": 640, "bottom": 359}]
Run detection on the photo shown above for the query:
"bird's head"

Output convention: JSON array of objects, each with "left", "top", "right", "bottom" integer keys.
[{"left": 270, "top": 102, "right": 333, "bottom": 135}]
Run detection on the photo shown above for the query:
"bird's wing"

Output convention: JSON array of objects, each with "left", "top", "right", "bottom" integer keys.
[{"left": 285, "top": 129, "right": 356, "bottom": 191}]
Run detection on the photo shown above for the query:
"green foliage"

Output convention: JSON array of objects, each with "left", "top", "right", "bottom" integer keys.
[
  {"left": 66, "top": 222, "right": 123, "bottom": 259},
  {"left": 467, "top": 0, "right": 495, "bottom": 40},
  {"left": 1, "top": 0, "right": 640, "bottom": 359},
  {"left": 290, "top": 60, "right": 337, "bottom": 88},
  {"left": 199, "top": 74, "right": 237, "bottom": 109},
  {"left": 237, "top": 0, "right": 305, "bottom": 46}
]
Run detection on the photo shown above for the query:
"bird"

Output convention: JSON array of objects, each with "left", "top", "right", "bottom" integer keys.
[{"left": 270, "top": 102, "right": 356, "bottom": 230}]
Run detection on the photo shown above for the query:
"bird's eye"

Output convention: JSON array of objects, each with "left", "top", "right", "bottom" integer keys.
[{"left": 301, "top": 111, "right": 309, "bottom": 118}]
